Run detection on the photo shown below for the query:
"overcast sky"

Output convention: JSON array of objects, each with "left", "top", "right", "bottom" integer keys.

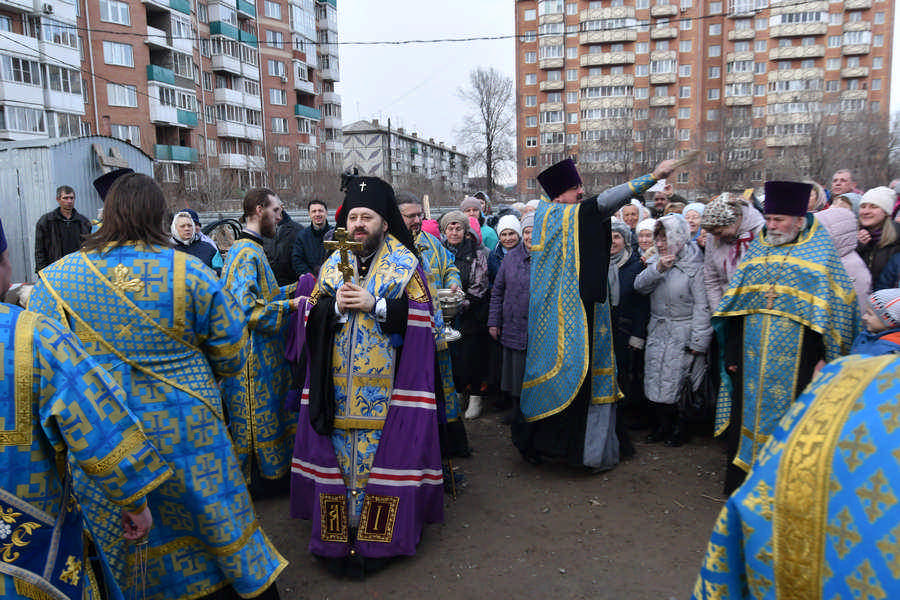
[{"left": 336, "top": 1, "right": 899, "bottom": 157}]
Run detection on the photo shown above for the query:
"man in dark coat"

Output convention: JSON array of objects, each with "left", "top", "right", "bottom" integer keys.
[
  {"left": 264, "top": 208, "right": 304, "bottom": 285},
  {"left": 291, "top": 199, "right": 333, "bottom": 278},
  {"left": 34, "top": 185, "right": 91, "bottom": 271}
]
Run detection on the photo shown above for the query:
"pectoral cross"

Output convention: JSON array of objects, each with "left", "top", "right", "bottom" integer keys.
[
  {"left": 765, "top": 286, "right": 777, "bottom": 310},
  {"left": 323, "top": 227, "right": 363, "bottom": 282}
]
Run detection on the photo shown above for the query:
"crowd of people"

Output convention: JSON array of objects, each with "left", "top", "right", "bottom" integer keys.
[{"left": 6, "top": 159, "right": 900, "bottom": 598}]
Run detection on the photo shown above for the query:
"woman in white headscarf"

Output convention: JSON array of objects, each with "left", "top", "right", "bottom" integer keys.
[
  {"left": 634, "top": 213, "right": 712, "bottom": 447},
  {"left": 636, "top": 218, "right": 657, "bottom": 265}
]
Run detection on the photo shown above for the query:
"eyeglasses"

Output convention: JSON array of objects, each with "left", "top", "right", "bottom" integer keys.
[{"left": 401, "top": 211, "right": 423, "bottom": 219}]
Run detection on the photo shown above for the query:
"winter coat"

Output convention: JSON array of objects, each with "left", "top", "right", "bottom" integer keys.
[
  {"left": 703, "top": 203, "right": 765, "bottom": 312},
  {"left": 858, "top": 220, "right": 900, "bottom": 287},
  {"left": 173, "top": 237, "right": 222, "bottom": 273},
  {"left": 815, "top": 207, "right": 871, "bottom": 311},
  {"left": 487, "top": 242, "right": 530, "bottom": 350},
  {"left": 446, "top": 233, "right": 489, "bottom": 336},
  {"left": 263, "top": 212, "right": 303, "bottom": 285},
  {"left": 291, "top": 220, "right": 333, "bottom": 278},
  {"left": 34, "top": 207, "right": 91, "bottom": 271},
  {"left": 875, "top": 253, "right": 900, "bottom": 291},
  {"left": 487, "top": 243, "right": 509, "bottom": 285},
  {"left": 851, "top": 327, "right": 900, "bottom": 356},
  {"left": 611, "top": 250, "right": 650, "bottom": 343},
  {"left": 635, "top": 242, "right": 712, "bottom": 405}
]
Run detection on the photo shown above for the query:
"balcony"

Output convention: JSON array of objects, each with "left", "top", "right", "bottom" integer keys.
[
  {"left": 155, "top": 144, "right": 198, "bottom": 162},
  {"left": 767, "top": 67, "right": 823, "bottom": 82},
  {"left": 243, "top": 93, "right": 261, "bottom": 111},
  {"left": 211, "top": 52, "right": 241, "bottom": 74},
  {"left": 321, "top": 91, "right": 340, "bottom": 104},
  {"left": 317, "top": 10, "right": 337, "bottom": 30},
  {"left": 769, "top": 22, "right": 827, "bottom": 37},
  {"left": 539, "top": 57, "right": 564, "bottom": 70},
  {"left": 841, "top": 66, "right": 869, "bottom": 78},
  {"left": 539, "top": 101, "right": 564, "bottom": 112},
  {"left": 650, "top": 26, "right": 677, "bottom": 40},
  {"left": 319, "top": 65, "right": 340, "bottom": 81},
  {"left": 209, "top": 21, "right": 241, "bottom": 41},
  {"left": 724, "top": 95, "right": 754, "bottom": 106},
  {"left": 728, "top": 29, "right": 755, "bottom": 41},
  {"left": 324, "top": 140, "right": 343, "bottom": 152},
  {"left": 580, "top": 29, "right": 637, "bottom": 45},
  {"left": 241, "top": 61, "right": 259, "bottom": 81},
  {"left": 239, "top": 30, "right": 257, "bottom": 47},
  {"left": 149, "top": 99, "right": 178, "bottom": 125},
  {"left": 579, "top": 6, "right": 634, "bottom": 21},
  {"left": 581, "top": 74, "right": 634, "bottom": 87},
  {"left": 581, "top": 51, "right": 634, "bottom": 66},
  {"left": 766, "top": 135, "right": 809, "bottom": 147},
  {"left": 38, "top": 40, "right": 79, "bottom": 69},
  {"left": 246, "top": 125, "right": 263, "bottom": 140},
  {"left": 0, "top": 30, "right": 38, "bottom": 60},
  {"left": 649, "top": 96, "right": 676, "bottom": 106},
  {"left": 217, "top": 121, "right": 246, "bottom": 138},
  {"left": 539, "top": 80, "right": 565, "bottom": 91},
  {"left": 35, "top": 0, "right": 75, "bottom": 20},
  {"left": 145, "top": 25, "right": 170, "bottom": 49},
  {"left": 218, "top": 153, "right": 247, "bottom": 169},
  {"left": 294, "top": 78, "right": 315, "bottom": 94},
  {"left": 649, "top": 72, "right": 677, "bottom": 85},
  {"left": 725, "top": 72, "right": 753, "bottom": 84},
  {"left": 169, "top": 0, "right": 190, "bottom": 14},
  {"left": 247, "top": 155, "right": 266, "bottom": 170},
  {"left": 294, "top": 104, "right": 321, "bottom": 120},
  {"left": 236, "top": 0, "right": 255, "bottom": 18},
  {"left": 177, "top": 109, "right": 198, "bottom": 127},
  {"left": 0, "top": 82, "right": 43, "bottom": 107},
  {"left": 44, "top": 89, "right": 84, "bottom": 114},
  {"left": 842, "top": 44, "right": 870, "bottom": 56},
  {"left": 768, "top": 45, "right": 825, "bottom": 60},
  {"left": 844, "top": 0, "right": 872, "bottom": 8},
  {"left": 841, "top": 90, "right": 868, "bottom": 101},
  {"left": 142, "top": 0, "right": 171, "bottom": 11},
  {"left": 650, "top": 4, "right": 678, "bottom": 17},
  {"left": 147, "top": 64, "right": 175, "bottom": 85},
  {"left": 843, "top": 21, "right": 871, "bottom": 33},
  {"left": 0, "top": 0, "right": 32, "bottom": 11},
  {"left": 323, "top": 116, "right": 341, "bottom": 129},
  {"left": 214, "top": 87, "right": 242, "bottom": 104}
]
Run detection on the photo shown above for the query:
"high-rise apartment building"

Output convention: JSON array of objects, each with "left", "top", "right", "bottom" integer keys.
[
  {"left": 0, "top": 0, "right": 341, "bottom": 201},
  {"left": 514, "top": 0, "right": 893, "bottom": 198}
]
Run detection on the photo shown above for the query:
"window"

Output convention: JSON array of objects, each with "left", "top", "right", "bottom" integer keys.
[
  {"left": 198, "top": 3, "right": 208, "bottom": 22},
  {"left": 521, "top": 31, "right": 536, "bottom": 43},
  {"left": 827, "top": 36, "right": 841, "bottom": 47},
  {"left": 755, "top": 40, "right": 767, "bottom": 52},
  {"left": 540, "top": 109, "right": 563, "bottom": 124},
  {"left": 636, "top": 42, "right": 649, "bottom": 53},
  {"left": 0, "top": 106, "right": 45, "bottom": 133},
  {"left": 709, "top": 23, "right": 721, "bottom": 35},
  {"left": 266, "top": 30, "right": 284, "bottom": 49},
  {"left": 709, "top": 45, "right": 721, "bottom": 57},
  {"left": 269, "top": 88, "right": 286, "bottom": 105},
  {"left": 566, "top": 2, "right": 577, "bottom": 14},
  {"left": 705, "top": 131, "right": 720, "bottom": 142},
  {"left": 45, "top": 65, "right": 82, "bottom": 94},
  {"left": 41, "top": 19, "right": 77, "bottom": 48},
  {"left": 677, "top": 172, "right": 689, "bottom": 184},
  {"left": 754, "top": 62, "right": 765, "bottom": 74},
  {"left": 635, "top": 64, "right": 649, "bottom": 76},
  {"left": 526, "top": 115, "right": 537, "bottom": 127},
  {"left": 872, "top": 79, "right": 881, "bottom": 91},
  {"left": 566, "top": 91, "right": 578, "bottom": 104},
  {"left": 656, "top": 41, "right": 669, "bottom": 51},
  {"left": 735, "top": 18, "right": 752, "bottom": 30},
  {"left": 680, "top": 18, "right": 691, "bottom": 30},
  {"left": 825, "top": 80, "right": 839, "bottom": 92},
  {"left": 524, "top": 51, "right": 536, "bottom": 64},
  {"left": 800, "top": 59, "right": 814, "bottom": 68},
  {"left": 708, "top": 66, "right": 720, "bottom": 78},
  {"left": 874, "top": 11, "right": 885, "bottom": 24},
  {"left": 636, "top": 0, "right": 649, "bottom": 7},
  {"left": 654, "top": 85, "right": 667, "bottom": 97},
  {"left": 873, "top": 34, "right": 883, "bottom": 47},
  {"left": 679, "top": 40, "right": 692, "bottom": 52},
  {"left": 734, "top": 41, "right": 750, "bottom": 52},
  {"left": 847, "top": 10, "right": 862, "bottom": 22},
  {"left": 275, "top": 145, "right": 290, "bottom": 162},
  {"left": 678, "top": 129, "right": 690, "bottom": 141},
  {"left": 754, "top": 84, "right": 765, "bottom": 96},
  {"left": 172, "top": 52, "right": 192, "bottom": 78},
  {"left": 873, "top": 57, "right": 883, "bottom": 70},
  {"left": 547, "top": 70, "right": 562, "bottom": 82},
  {"left": 567, "top": 112, "right": 577, "bottom": 124},
  {"left": 264, "top": 0, "right": 281, "bottom": 19},
  {"left": 103, "top": 41, "right": 133, "bottom": 67},
  {"left": 525, "top": 156, "right": 538, "bottom": 167},
  {"left": 107, "top": 83, "right": 137, "bottom": 107},
  {"left": 525, "top": 95, "right": 537, "bottom": 107},
  {"left": 525, "top": 136, "right": 537, "bottom": 147},
  {"left": 706, "top": 109, "right": 718, "bottom": 120},
  {"left": 566, "top": 47, "right": 577, "bottom": 59},
  {"left": 99, "top": 0, "right": 130, "bottom": 25},
  {"left": 708, "top": 88, "right": 720, "bottom": 100},
  {"left": 524, "top": 8, "right": 536, "bottom": 20},
  {"left": 635, "top": 88, "right": 649, "bottom": 99},
  {"left": 547, "top": 92, "right": 561, "bottom": 103},
  {"left": 109, "top": 123, "right": 140, "bottom": 145},
  {"left": 755, "top": 17, "right": 767, "bottom": 29},
  {"left": 679, "top": 85, "right": 690, "bottom": 98},
  {"left": 267, "top": 59, "right": 285, "bottom": 77},
  {"left": 566, "top": 69, "right": 578, "bottom": 81},
  {"left": 525, "top": 73, "right": 536, "bottom": 85},
  {"left": 678, "top": 107, "right": 690, "bottom": 119},
  {"left": 709, "top": 1, "right": 721, "bottom": 13},
  {"left": 271, "top": 117, "right": 288, "bottom": 133}
]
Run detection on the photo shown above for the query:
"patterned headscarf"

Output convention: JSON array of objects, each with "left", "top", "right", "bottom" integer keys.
[
  {"left": 869, "top": 288, "right": 900, "bottom": 328},
  {"left": 657, "top": 213, "right": 691, "bottom": 257},
  {"left": 701, "top": 194, "right": 738, "bottom": 230}
]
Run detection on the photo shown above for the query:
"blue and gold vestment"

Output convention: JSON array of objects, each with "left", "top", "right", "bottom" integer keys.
[
  {"left": 29, "top": 246, "right": 287, "bottom": 600},
  {"left": 713, "top": 217, "right": 859, "bottom": 471},
  {"left": 0, "top": 302, "right": 171, "bottom": 600},
  {"left": 416, "top": 230, "right": 463, "bottom": 423},
  {"left": 693, "top": 354, "right": 900, "bottom": 599},
  {"left": 222, "top": 235, "right": 297, "bottom": 480}
]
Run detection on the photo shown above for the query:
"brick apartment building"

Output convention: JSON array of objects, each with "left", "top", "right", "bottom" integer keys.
[
  {"left": 514, "top": 0, "right": 893, "bottom": 199},
  {"left": 0, "top": 0, "right": 342, "bottom": 202}
]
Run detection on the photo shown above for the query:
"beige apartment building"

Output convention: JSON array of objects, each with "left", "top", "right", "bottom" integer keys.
[
  {"left": 514, "top": 0, "right": 893, "bottom": 199},
  {"left": 0, "top": 0, "right": 341, "bottom": 201}
]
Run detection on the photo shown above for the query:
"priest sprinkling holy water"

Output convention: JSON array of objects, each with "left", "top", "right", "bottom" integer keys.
[{"left": 289, "top": 176, "right": 443, "bottom": 578}]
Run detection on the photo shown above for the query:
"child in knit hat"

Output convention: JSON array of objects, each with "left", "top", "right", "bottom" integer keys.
[{"left": 851, "top": 288, "right": 900, "bottom": 355}]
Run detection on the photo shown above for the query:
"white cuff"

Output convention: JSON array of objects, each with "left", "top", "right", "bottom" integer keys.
[
  {"left": 374, "top": 297, "right": 387, "bottom": 322},
  {"left": 334, "top": 301, "right": 348, "bottom": 323}
]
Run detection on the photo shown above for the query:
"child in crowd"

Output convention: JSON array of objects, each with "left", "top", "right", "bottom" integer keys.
[{"left": 852, "top": 288, "right": 900, "bottom": 355}]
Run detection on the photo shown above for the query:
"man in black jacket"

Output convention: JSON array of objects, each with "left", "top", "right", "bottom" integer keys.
[
  {"left": 34, "top": 185, "right": 92, "bottom": 271},
  {"left": 263, "top": 208, "right": 303, "bottom": 285},
  {"left": 291, "top": 199, "right": 333, "bottom": 278}
]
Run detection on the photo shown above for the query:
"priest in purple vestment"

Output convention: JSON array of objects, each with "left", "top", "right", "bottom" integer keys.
[{"left": 289, "top": 175, "right": 443, "bottom": 578}]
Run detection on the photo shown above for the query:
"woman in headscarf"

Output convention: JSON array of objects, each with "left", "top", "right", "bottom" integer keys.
[
  {"left": 636, "top": 218, "right": 657, "bottom": 266},
  {"left": 615, "top": 199, "right": 650, "bottom": 235},
  {"left": 634, "top": 214, "right": 712, "bottom": 447},
  {"left": 682, "top": 202, "right": 706, "bottom": 246},
  {"left": 171, "top": 211, "right": 224, "bottom": 274},
  {"left": 805, "top": 179, "right": 828, "bottom": 213},
  {"left": 441, "top": 210, "right": 490, "bottom": 419},
  {"left": 609, "top": 221, "right": 651, "bottom": 445}
]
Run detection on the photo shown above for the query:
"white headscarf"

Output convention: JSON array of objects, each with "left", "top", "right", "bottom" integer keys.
[
  {"left": 171, "top": 211, "right": 198, "bottom": 245},
  {"left": 657, "top": 213, "right": 691, "bottom": 258}
]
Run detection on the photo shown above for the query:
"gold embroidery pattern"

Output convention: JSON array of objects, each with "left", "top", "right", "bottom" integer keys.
[
  {"left": 773, "top": 355, "right": 892, "bottom": 600},
  {"left": 406, "top": 270, "right": 429, "bottom": 304},
  {"left": 1, "top": 310, "right": 36, "bottom": 446},
  {"left": 59, "top": 555, "right": 82, "bottom": 585},
  {"left": 845, "top": 559, "right": 886, "bottom": 600},
  {"left": 319, "top": 494, "right": 348, "bottom": 543},
  {"left": 0, "top": 507, "right": 42, "bottom": 563},
  {"left": 875, "top": 523, "right": 900, "bottom": 578},
  {"left": 80, "top": 427, "right": 149, "bottom": 477},
  {"left": 356, "top": 494, "right": 400, "bottom": 543},
  {"left": 112, "top": 264, "right": 145, "bottom": 293}
]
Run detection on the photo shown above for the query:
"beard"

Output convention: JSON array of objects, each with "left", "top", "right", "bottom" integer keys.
[
  {"left": 352, "top": 227, "right": 384, "bottom": 256},
  {"left": 766, "top": 229, "right": 799, "bottom": 246},
  {"left": 261, "top": 218, "right": 277, "bottom": 238}
]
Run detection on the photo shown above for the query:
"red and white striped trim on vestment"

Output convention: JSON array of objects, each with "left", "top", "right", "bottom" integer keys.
[
  {"left": 368, "top": 466, "right": 443, "bottom": 487},
  {"left": 407, "top": 308, "right": 434, "bottom": 328},
  {"left": 389, "top": 389, "right": 436, "bottom": 410},
  {"left": 299, "top": 389, "right": 310, "bottom": 405},
  {"left": 291, "top": 458, "right": 344, "bottom": 484}
]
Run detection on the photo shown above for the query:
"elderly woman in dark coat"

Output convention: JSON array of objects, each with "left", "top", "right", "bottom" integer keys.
[
  {"left": 488, "top": 213, "right": 533, "bottom": 423},
  {"left": 441, "top": 210, "right": 491, "bottom": 419}
]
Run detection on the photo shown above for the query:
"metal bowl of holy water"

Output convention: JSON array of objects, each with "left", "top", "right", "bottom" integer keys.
[{"left": 436, "top": 288, "right": 465, "bottom": 343}]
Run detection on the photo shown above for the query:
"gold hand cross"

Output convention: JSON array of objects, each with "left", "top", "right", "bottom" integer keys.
[{"left": 323, "top": 227, "right": 364, "bottom": 283}]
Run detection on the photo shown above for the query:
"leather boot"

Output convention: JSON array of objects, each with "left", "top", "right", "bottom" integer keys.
[
  {"left": 464, "top": 395, "right": 482, "bottom": 419},
  {"left": 645, "top": 403, "right": 669, "bottom": 443},
  {"left": 665, "top": 405, "right": 684, "bottom": 447}
]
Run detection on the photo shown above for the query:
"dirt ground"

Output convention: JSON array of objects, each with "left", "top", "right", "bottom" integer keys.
[{"left": 256, "top": 412, "right": 728, "bottom": 600}]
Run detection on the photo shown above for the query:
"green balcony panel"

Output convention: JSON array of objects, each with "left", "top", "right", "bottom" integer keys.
[
  {"left": 171, "top": 145, "right": 199, "bottom": 162},
  {"left": 146, "top": 64, "right": 175, "bottom": 85},
  {"left": 169, "top": 0, "right": 190, "bottom": 14},
  {"left": 294, "top": 104, "right": 321, "bottom": 120},
  {"left": 177, "top": 109, "right": 198, "bottom": 127},
  {"left": 154, "top": 144, "right": 172, "bottom": 160},
  {"left": 322, "top": 0, "right": 336, "bottom": 7},
  {"left": 239, "top": 30, "right": 257, "bottom": 47},
  {"left": 209, "top": 21, "right": 241, "bottom": 41},
  {"left": 237, "top": 0, "right": 256, "bottom": 17}
]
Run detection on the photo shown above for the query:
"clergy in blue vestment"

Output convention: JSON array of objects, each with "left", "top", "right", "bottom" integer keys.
[
  {"left": 0, "top": 218, "right": 171, "bottom": 600},
  {"left": 222, "top": 188, "right": 300, "bottom": 487},
  {"left": 29, "top": 174, "right": 287, "bottom": 600},
  {"left": 693, "top": 353, "right": 900, "bottom": 599},
  {"left": 512, "top": 157, "right": 677, "bottom": 470},
  {"left": 714, "top": 181, "right": 858, "bottom": 495}
]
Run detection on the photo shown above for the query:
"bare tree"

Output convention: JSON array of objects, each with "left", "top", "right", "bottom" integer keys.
[{"left": 456, "top": 67, "right": 515, "bottom": 200}]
